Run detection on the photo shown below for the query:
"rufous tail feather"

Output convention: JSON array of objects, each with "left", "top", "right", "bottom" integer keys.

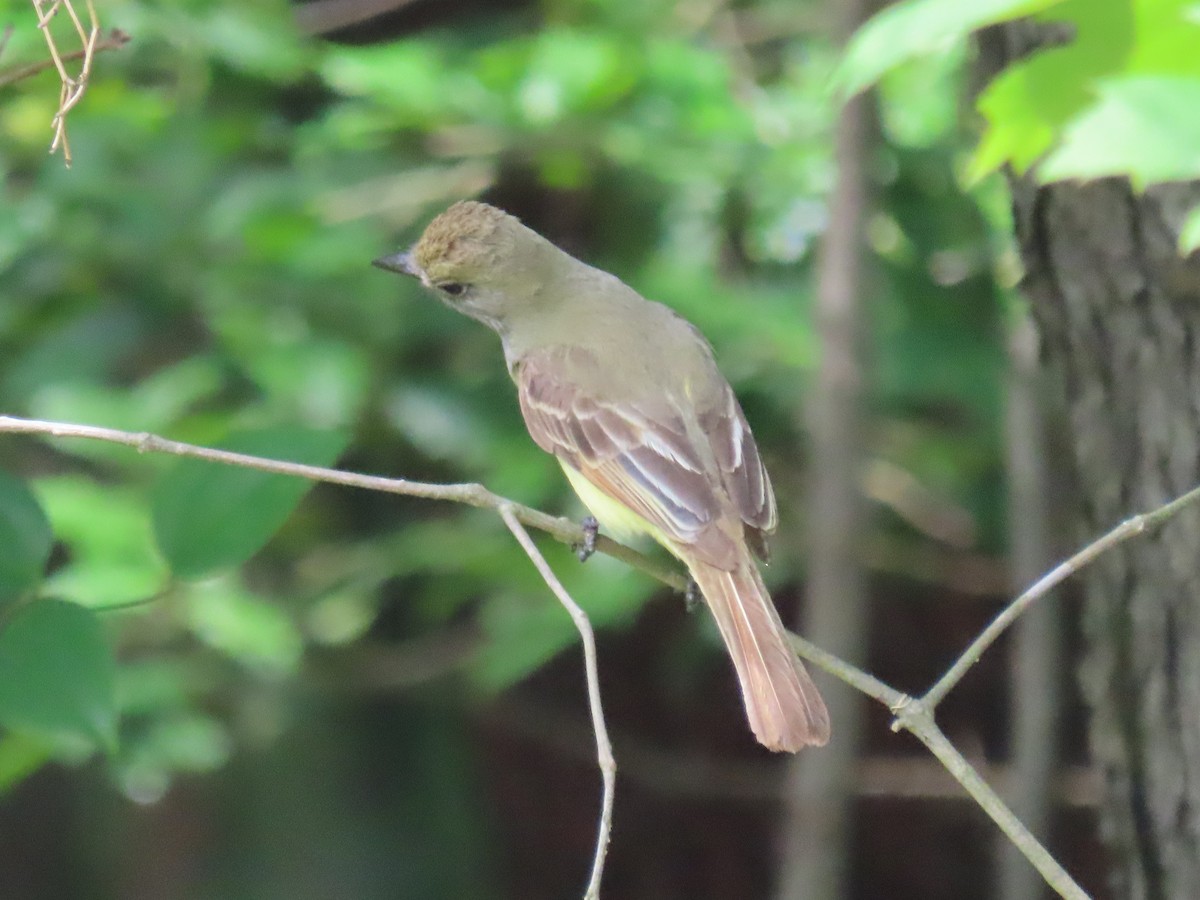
[{"left": 690, "top": 556, "right": 830, "bottom": 752}]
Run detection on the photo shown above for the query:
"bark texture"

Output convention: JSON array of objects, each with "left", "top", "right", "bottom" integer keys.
[
  {"left": 1009, "top": 167, "right": 1200, "bottom": 899},
  {"left": 977, "top": 21, "right": 1200, "bottom": 896}
]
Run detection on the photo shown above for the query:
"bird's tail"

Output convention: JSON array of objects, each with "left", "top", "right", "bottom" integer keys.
[{"left": 690, "top": 556, "right": 830, "bottom": 752}]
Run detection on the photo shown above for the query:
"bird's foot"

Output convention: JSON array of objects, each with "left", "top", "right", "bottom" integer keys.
[
  {"left": 684, "top": 577, "right": 703, "bottom": 613},
  {"left": 576, "top": 516, "right": 600, "bottom": 563}
]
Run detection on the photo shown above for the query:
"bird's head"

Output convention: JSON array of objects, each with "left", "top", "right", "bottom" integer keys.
[{"left": 373, "top": 201, "right": 559, "bottom": 332}]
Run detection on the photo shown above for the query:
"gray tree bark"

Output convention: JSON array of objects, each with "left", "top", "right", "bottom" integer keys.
[
  {"left": 978, "top": 22, "right": 1200, "bottom": 897},
  {"left": 1012, "top": 171, "right": 1200, "bottom": 900}
]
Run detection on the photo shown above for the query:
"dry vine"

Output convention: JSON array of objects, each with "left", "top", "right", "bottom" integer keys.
[
  {"left": 28, "top": 0, "right": 101, "bottom": 164},
  {"left": 5, "top": 413, "right": 1193, "bottom": 897}
]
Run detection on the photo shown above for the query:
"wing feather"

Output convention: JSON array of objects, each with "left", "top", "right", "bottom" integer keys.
[
  {"left": 516, "top": 345, "right": 775, "bottom": 567},
  {"left": 700, "top": 385, "right": 777, "bottom": 558}
]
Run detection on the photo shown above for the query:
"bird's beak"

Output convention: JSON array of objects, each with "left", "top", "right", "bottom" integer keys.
[{"left": 372, "top": 250, "right": 419, "bottom": 277}]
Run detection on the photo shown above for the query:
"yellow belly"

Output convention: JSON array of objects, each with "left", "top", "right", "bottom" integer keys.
[{"left": 560, "top": 461, "right": 678, "bottom": 557}]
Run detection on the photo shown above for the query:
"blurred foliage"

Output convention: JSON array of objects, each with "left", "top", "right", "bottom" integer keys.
[
  {"left": 842, "top": 0, "right": 1200, "bottom": 248},
  {"left": 1, "top": 0, "right": 1010, "bottom": 870}
]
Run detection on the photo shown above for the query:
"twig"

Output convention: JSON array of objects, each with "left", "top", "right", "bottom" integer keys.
[
  {"left": 922, "top": 481, "right": 1200, "bottom": 710},
  {"left": 0, "top": 27, "right": 127, "bottom": 89},
  {"left": 783, "top": 632, "right": 1087, "bottom": 899},
  {"left": 499, "top": 505, "right": 615, "bottom": 900},
  {"left": 895, "top": 700, "right": 1089, "bottom": 900},
  {"left": 0, "top": 415, "right": 686, "bottom": 592},
  {"left": 293, "top": 0, "right": 418, "bottom": 35},
  {"left": 29, "top": 0, "right": 103, "bottom": 165}
]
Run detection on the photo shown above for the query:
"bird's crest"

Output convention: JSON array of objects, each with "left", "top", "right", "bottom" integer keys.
[{"left": 413, "top": 201, "right": 518, "bottom": 274}]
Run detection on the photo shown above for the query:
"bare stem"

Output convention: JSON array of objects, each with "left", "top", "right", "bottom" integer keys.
[
  {"left": 499, "top": 505, "right": 615, "bottom": 900},
  {"left": 895, "top": 700, "right": 1089, "bottom": 900},
  {"left": 28, "top": 0, "right": 105, "bottom": 164},
  {"left": 923, "top": 482, "right": 1200, "bottom": 710},
  {"left": 0, "top": 27, "right": 128, "bottom": 89},
  {"left": 0, "top": 415, "right": 685, "bottom": 592}
]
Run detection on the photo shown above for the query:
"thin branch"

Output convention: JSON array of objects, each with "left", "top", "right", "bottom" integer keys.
[
  {"left": 787, "top": 632, "right": 904, "bottom": 709},
  {"left": 923, "top": 481, "right": 1200, "bottom": 709},
  {"left": 294, "top": 0, "right": 418, "bottom": 35},
  {"left": 0, "top": 415, "right": 686, "bottom": 593},
  {"left": 29, "top": 0, "right": 103, "bottom": 165},
  {"left": 790, "top": 636, "right": 1089, "bottom": 899},
  {"left": 895, "top": 700, "right": 1089, "bottom": 900},
  {"left": 0, "top": 27, "right": 127, "bottom": 89},
  {"left": 499, "top": 504, "right": 615, "bottom": 900}
]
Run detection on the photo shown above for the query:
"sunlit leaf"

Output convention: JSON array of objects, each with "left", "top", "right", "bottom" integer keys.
[
  {"left": 1180, "top": 206, "right": 1200, "bottom": 255},
  {"left": 834, "top": 0, "right": 1067, "bottom": 98},
  {"left": 37, "top": 477, "right": 168, "bottom": 609},
  {"left": 185, "top": 576, "right": 304, "bottom": 675},
  {"left": 968, "top": 0, "right": 1134, "bottom": 179},
  {"left": 1129, "top": 0, "right": 1200, "bottom": 75},
  {"left": 1039, "top": 76, "right": 1200, "bottom": 186}
]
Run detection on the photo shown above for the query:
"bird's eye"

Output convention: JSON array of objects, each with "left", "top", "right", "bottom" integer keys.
[{"left": 437, "top": 282, "right": 467, "bottom": 297}]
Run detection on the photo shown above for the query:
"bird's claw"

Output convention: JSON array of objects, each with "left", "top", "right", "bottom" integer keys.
[
  {"left": 684, "top": 577, "right": 703, "bottom": 613},
  {"left": 576, "top": 516, "right": 600, "bottom": 562}
]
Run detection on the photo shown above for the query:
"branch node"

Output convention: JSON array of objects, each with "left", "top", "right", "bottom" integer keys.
[{"left": 887, "top": 692, "right": 918, "bottom": 732}]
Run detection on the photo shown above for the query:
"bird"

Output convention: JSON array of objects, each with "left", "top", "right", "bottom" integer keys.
[{"left": 374, "top": 200, "right": 830, "bottom": 751}]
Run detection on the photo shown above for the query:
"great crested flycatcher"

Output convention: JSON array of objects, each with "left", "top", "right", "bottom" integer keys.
[{"left": 374, "top": 201, "right": 830, "bottom": 752}]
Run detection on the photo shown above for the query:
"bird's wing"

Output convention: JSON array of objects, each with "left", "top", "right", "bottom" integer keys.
[
  {"left": 699, "top": 383, "right": 777, "bottom": 558},
  {"left": 515, "top": 345, "right": 773, "bottom": 568}
]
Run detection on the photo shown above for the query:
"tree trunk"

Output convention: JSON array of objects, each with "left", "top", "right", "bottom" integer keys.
[
  {"left": 775, "top": 64, "right": 874, "bottom": 900},
  {"left": 975, "top": 21, "right": 1200, "bottom": 896},
  {"left": 1008, "top": 159, "right": 1200, "bottom": 898},
  {"left": 997, "top": 312, "right": 1064, "bottom": 900}
]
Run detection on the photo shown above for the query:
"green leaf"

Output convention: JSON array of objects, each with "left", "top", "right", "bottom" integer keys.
[
  {"left": 1129, "top": 0, "right": 1200, "bottom": 76},
  {"left": 0, "top": 599, "right": 117, "bottom": 749},
  {"left": 515, "top": 29, "right": 633, "bottom": 124},
  {"left": 968, "top": 0, "right": 1134, "bottom": 180},
  {"left": 185, "top": 576, "right": 304, "bottom": 675},
  {"left": 1039, "top": 76, "right": 1200, "bottom": 185},
  {"left": 833, "top": 0, "right": 1066, "bottom": 98},
  {"left": 37, "top": 477, "right": 168, "bottom": 609},
  {"left": 152, "top": 426, "right": 348, "bottom": 579},
  {"left": 1180, "top": 205, "right": 1200, "bottom": 254},
  {"left": 0, "top": 469, "right": 53, "bottom": 613},
  {"left": 115, "top": 713, "right": 233, "bottom": 805},
  {"left": 0, "top": 732, "right": 54, "bottom": 793}
]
